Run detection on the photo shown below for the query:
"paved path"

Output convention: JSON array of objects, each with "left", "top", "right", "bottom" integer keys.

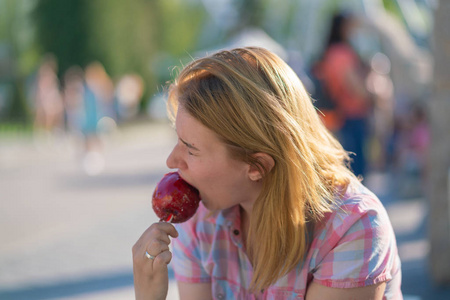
[
  {"left": 0, "top": 121, "right": 179, "bottom": 299},
  {"left": 0, "top": 121, "right": 449, "bottom": 299}
]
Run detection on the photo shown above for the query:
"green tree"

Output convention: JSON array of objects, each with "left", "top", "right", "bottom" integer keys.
[
  {"left": 149, "top": 0, "right": 206, "bottom": 87},
  {"left": 0, "top": 0, "right": 38, "bottom": 123},
  {"left": 33, "top": 0, "right": 91, "bottom": 76},
  {"left": 32, "top": 0, "right": 206, "bottom": 110}
]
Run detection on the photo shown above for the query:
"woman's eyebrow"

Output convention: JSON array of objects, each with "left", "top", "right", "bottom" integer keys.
[{"left": 180, "top": 138, "right": 200, "bottom": 151}]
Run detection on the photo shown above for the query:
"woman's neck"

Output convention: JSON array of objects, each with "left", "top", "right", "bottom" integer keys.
[
  {"left": 239, "top": 181, "right": 261, "bottom": 251},
  {"left": 239, "top": 204, "right": 251, "bottom": 250}
]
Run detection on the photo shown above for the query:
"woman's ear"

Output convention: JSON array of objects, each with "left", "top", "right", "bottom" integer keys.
[{"left": 248, "top": 153, "right": 275, "bottom": 182}]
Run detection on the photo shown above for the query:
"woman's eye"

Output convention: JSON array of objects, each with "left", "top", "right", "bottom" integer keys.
[{"left": 178, "top": 138, "right": 196, "bottom": 156}]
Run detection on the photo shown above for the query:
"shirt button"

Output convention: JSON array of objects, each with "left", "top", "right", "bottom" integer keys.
[
  {"left": 233, "top": 229, "right": 240, "bottom": 235},
  {"left": 217, "top": 292, "right": 224, "bottom": 299}
]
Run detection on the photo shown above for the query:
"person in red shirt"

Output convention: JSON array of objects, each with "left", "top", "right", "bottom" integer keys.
[{"left": 319, "top": 12, "right": 372, "bottom": 178}]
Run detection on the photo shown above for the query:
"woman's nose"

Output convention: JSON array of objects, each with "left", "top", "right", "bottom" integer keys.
[
  {"left": 166, "top": 147, "right": 177, "bottom": 169},
  {"left": 166, "top": 144, "right": 186, "bottom": 170}
]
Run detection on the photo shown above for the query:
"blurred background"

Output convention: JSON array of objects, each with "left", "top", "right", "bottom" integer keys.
[{"left": 0, "top": 0, "right": 449, "bottom": 299}]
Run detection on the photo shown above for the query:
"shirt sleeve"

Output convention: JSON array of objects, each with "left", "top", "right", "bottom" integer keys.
[
  {"left": 311, "top": 191, "right": 400, "bottom": 288},
  {"left": 172, "top": 213, "right": 212, "bottom": 284}
]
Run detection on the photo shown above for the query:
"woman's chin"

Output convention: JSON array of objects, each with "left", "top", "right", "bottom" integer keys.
[
  {"left": 201, "top": 199, "right": 210, "bottom": 209},
  {"left": 201, "top": 199, "right": 218, "bottom": 211}
]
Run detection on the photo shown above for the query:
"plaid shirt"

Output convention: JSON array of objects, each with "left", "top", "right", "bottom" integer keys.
[{"left": 172, "top": 181, "right": 402, "bottom": 299}]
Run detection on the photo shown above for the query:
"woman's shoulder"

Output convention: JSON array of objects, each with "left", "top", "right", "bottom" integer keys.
[
  {"left": 316, "top": 180, "right": 392, "bottom": 239},
  {"left": 308, "top": 181, "right": 399, "bottom": 273},
  {"left": 308, "top": 180, "right": 401, "bottom": 292},
  {"left": 341, "top": 180, "right": 383, "bottom": 207}
]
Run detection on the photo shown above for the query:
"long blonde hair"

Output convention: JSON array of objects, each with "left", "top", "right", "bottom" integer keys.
[{"left": 167, "top": 47, "right": 356, "bottom": 291}]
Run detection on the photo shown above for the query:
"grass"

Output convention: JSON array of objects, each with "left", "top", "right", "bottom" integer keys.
[{"left": 0, "top": 122, "right": 33, "bottom": 138}]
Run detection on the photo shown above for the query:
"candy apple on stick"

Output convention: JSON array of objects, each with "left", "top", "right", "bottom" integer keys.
[{"left": 152, "top": 172, "right": 201, "bottom": 223}]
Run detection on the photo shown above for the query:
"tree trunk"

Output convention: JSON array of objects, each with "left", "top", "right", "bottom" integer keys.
[{"left": 429, "top": 0, "right": 450, "bottom": 285}]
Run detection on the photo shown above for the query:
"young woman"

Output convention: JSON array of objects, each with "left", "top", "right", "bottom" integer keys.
[{"left": 132, "top": 47, "right": 402, "bottom": 299}]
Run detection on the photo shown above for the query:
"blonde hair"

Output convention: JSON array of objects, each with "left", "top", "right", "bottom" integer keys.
[{"left": 167, "top": 47, "right": 356, "bottom": 291}]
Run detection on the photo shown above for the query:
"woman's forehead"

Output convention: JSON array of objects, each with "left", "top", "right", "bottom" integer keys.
[{"left": 175, "top": 107, "right": 222, "bottom": 148}]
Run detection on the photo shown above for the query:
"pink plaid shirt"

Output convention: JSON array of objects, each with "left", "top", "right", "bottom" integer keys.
[{"left": 172, "top": 181, "right": 402, "bottom": 299}]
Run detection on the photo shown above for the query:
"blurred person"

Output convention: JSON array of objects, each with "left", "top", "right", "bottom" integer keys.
[
  {"left": 85, "top": 61, "right": 116, "bottom": 127},
  {"left": 318, "top": 12, "right": 373, "bottom": 178},
  {"left": 366, "top": 52, "right": 395, "bottom": 171},
  {"left": 308, "top": 58, "right": 344, "bottom": 134},
  {"left": 77, "top": 62, "right": 115, "bottom": 175},
  {"left": 407, "top": 104, "right": 429, "bottom": 182},
  {"left": 63, "top": 66, "right": 85, "bottom": 136},
  {"left": 33, "top": 54, "right": 64, "bottom": 135},
  {"left": 115, "top": 73, "right": 144, "bottom": 121},
  {"left": 395, "top": 103, "right": 430, "bottom": 197},
  {"left": 133, "top": 47, "right": 402, "bottom": 299}
]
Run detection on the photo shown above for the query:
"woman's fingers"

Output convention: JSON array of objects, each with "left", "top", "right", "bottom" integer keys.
[
  {"left": 147, "top": 239, "right": 170, "bottom": 256},
  {"left": 132, "top": 222, "right": 178, "bottom": 300},
  {"left": 143, "top": 222, "right": 179, "bottom": 242},
  {"left": 133, "top": 222, "right": 178, "bottom": 253},
  {"left": 132, "top": 222, "right": 178, "bottom": 268},
  {"left": 153, "top": 249, "right": 173, "bottom": 268},
  {"left": 152, "top": 221, "right": 179, "bottom": 238}
]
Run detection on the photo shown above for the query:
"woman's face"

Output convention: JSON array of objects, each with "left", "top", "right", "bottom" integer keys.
[{"left": 166, "top": 105, "right": 259, "bottom": 211}]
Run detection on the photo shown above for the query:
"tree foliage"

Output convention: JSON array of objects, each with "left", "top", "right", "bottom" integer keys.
[
  {"left": 33, "top": 0, "right": 91, "bottom": 76},
  {"left": 32, "top": 0, "right": 206, "bottom": 102}
]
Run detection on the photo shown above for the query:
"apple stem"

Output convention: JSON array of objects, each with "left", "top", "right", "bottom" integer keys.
[{"left": 161, "top": 214, "right": 174, "bottom": 223}]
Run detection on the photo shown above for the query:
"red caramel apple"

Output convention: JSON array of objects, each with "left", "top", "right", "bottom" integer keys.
[{"left": 152, "top": 172, "right": 200, "bottom": 223}]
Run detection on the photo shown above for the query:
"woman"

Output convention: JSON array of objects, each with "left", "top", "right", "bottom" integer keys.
[
  {"left": 319, "top": 12, "right": 373, "bottom": 178},
  {"left": 133, "top": 47, "right": 402, "bottom": 299}
]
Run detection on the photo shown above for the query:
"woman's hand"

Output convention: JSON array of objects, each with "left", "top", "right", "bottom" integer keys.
[{"left": 132, "top": 222, "right": 179, "bottom": 300}]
